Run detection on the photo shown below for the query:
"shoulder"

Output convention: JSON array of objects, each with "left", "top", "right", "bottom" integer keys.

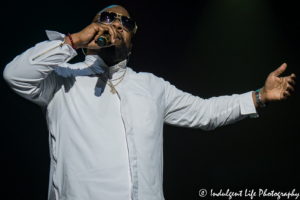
[
  {"left": 127, "top": 67, "right": 165, "bottom": 86},
  {"left": 124, "top": 67, "right": 168, "bottom": 98}
]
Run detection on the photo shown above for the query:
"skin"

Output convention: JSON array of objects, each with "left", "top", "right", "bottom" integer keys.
[
  {"left": 65, "top": 6, "right": 296, "bottom": 107},
  {"left": 252, "top": 63, "right": 296, "bottom": 108},
  {"left": 65, "top": 5, "right": 133, "bottom": 66}
]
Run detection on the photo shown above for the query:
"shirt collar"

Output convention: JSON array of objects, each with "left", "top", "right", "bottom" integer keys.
[{"left": 85, "top": 55, "right": 127, "bottom": 78}]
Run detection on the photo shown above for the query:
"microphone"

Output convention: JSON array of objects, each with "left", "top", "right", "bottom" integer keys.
[{"left": 97, "top": 36, "right": 109, "bottom": 47}]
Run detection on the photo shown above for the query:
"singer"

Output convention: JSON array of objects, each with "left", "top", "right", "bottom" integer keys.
[{"left": 3, "top": 5, "right": 296, "bottom": 200}]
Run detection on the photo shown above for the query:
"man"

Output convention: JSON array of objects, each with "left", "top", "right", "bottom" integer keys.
[{"left": 3, "top": 4, "right": 296, "bottom": 200}]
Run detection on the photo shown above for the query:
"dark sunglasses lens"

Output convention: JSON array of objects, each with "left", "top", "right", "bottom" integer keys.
[
  {"left": 99, "top": 12, "right": 116, "bottom": 23},
  {"left": 121, "top": 16, "right": 135, "bottom": 32}
]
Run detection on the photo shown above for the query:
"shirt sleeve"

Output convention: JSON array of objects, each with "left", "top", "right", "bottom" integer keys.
[
  {"left": 3, "top": 31, "right": 77, "bottom": 106},
  {"left": 163, "top": 81, "right": 259, "bottom": 131}
]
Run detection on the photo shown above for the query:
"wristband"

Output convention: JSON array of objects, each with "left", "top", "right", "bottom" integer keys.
[
  {"left": 67, "top": 33, "right": 76, "bottom": 51},
  {"left": 255, "top": 89, "right": 268, "bottom": 107}
]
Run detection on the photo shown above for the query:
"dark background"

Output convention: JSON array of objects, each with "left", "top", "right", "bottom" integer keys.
[{"left": 1, "top": 0, "right": 299, "bottom": 199}]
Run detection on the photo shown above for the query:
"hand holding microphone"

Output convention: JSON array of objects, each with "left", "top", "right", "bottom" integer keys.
[{"left": 65, "top": 22, "right": 117, "bottom": 49}]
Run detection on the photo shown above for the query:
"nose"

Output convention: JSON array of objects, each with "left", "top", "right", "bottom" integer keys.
[{"left": 111, "top": 18, "right": 123, "bottom": 32}]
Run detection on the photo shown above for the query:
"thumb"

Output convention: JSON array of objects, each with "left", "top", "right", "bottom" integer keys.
[{"left": 271, "top": 63, "right": 287, "bottom": 77}]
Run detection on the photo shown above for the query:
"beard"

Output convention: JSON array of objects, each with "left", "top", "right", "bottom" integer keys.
[{"left": 96, "top": 39, "right": 131, "bottom": 63}]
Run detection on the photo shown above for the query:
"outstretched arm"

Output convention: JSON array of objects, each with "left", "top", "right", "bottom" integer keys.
[{"left": 164, "top": 63, "right": 296, "bottom": 131}]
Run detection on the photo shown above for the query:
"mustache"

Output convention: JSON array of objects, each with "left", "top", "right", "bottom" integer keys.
[{"left": 116, "top": 31, "right": 124, "bottom": 41}]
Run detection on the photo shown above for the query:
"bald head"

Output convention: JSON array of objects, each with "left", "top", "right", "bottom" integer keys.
[{"left": 101, "top": 5, "right": 130, "bottom": 17}]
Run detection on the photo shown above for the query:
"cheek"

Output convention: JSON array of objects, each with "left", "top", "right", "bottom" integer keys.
[{"left": 123, "top": 34, "right": 132, "bottom": 48}]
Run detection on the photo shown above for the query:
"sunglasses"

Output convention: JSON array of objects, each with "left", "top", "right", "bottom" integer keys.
[{"left": 98, "top": 11, "right": 138, "bottom": 34}]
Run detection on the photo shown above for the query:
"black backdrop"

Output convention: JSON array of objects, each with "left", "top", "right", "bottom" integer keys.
[{"left": 1, "top": 0, "right": 299, "bottom": 199}]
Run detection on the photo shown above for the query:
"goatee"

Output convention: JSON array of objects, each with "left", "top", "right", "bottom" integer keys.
[{"left": 96, "top": 41, "right": 131, "bottom": 63}]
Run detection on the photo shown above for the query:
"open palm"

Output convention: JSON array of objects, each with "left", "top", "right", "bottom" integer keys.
[{"left": 263, "top": 63, "right": 296, "bottom": 102}]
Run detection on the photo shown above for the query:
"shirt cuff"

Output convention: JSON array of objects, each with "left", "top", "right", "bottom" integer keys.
[
  {"left": 46, "top": 30, "right": 66, "bottom": 41},
  {"left": 46, "top": 30, "right": 77, "bottom": 57},
  {"left": 28, "top": 30, "right": 77, "bottom": 64},
  {"left": 239, "top": 91, "right": 259, "bottom": 118}
]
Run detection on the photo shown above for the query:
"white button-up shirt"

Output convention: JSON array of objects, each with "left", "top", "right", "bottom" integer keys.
[{"left": 3, "top": 31, "right": 258, "bottom": 200}]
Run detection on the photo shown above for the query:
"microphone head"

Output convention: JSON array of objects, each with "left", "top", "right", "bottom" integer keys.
[{"left": 97, "top": 36, "right": 108, "bottom": 47}]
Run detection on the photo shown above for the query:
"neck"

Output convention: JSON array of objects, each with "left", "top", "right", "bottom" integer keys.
[{"left": 87, "top": 49, "right": 124, "bottom": 67}]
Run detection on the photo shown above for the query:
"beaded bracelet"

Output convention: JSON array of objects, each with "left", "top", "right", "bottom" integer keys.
[{"left": 67, "top": 33, "right": 76, "bottom": 51}]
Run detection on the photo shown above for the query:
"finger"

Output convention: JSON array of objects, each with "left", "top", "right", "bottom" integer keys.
[
  {"left": 271, "top": 63, "right": 287, "bottom": 77},
  {"left": 106, "top": 25, "right": 117, "bottom": 44},
  {"left": 284, "top": 91, "right": 291, "bottom": 98},
  {"left": 100, "top": 24, "right": 117, "bottom": 43},
  {"left": 282, "top": 91, "right": 289, "bottom": 99},
  {"left": 94, "top": 25, "right": 110, "bottom": 40},
  {"left": 87, "top": 28, "right": 107, "bottom": 48},
  {"left": 287, "top": 77, "right": 296, "bottom": 86},
  {"left": 94, "top": 27, "right": 105, "bottom": 41},
  {"left": 85, "top": 24, "right": 108, "bottom": 48},
  {"left": 291, "top": 73, "right": 297, "bottom": 80},
  {"left": 286, "top": 84, "right": 295, "bottom": 93},
  {"left": 88, "top": 34, "right": 106, "bottom": 49}
]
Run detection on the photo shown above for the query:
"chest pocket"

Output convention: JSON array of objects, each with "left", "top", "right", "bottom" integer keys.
[{"left": 128, "top": 92, "right": 158, "bottom": 132}]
